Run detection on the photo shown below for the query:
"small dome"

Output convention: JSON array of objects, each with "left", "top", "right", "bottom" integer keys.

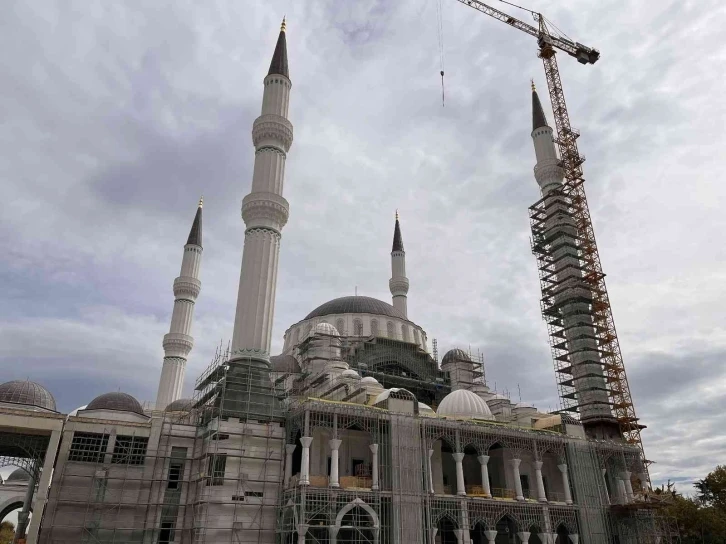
[
  {"left": 6, "top": 468, "right": 31, "bottom": 483},
  {"left": 313, "top": 322, "right": 339, "bottom": 336},
  {"left": 360, "top": 376, "right": 379, "bottom": 385},
  {"left": 437, "top": 389, "right": 494, "bottom": 420},
  {"left": 341, "top": 369, "right": 360, "bottom": 379},
  {"left": 0, "top": 380, "right": 56, "bottom": 411},
  {"left": 441, "top": 349, "right": 471, "bottom": 366},
  {"left": 86, "top": 392, "right": 144, "bottom": 415},
  {"left": 418, "top": 402, "right": 436, "bottom": 414},
  {"left": 165, "top": 398, "right": 194, "bottom": 412}
]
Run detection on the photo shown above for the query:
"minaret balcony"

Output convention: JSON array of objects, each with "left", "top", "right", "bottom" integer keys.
[
  {"left": 163, "top": 333, "right": 194, "bottom": 358},
  {"left": 173, "top": 277, "right": 201, "bottom": 299},
  {"left": 242, "top": 192, "right": 290, "bottom": 231},
  {"left": 252, "top": 114, "right": 293, "bottom": 152},
  {"left": 389, "top": 277, "right": 409, "bottom": 296}
]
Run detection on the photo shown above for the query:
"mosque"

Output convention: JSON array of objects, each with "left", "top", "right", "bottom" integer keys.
[{"left": 0, "top": 20, "right": 672, "bottom": 544}]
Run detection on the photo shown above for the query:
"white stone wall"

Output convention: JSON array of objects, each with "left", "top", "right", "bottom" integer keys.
[{"left": 282, "top": 313, "right": 428, "bottom": 354}]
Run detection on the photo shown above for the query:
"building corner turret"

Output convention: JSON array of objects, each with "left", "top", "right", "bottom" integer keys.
[{"left": 155, "top": 198, "right": 203, "bottom": 410}]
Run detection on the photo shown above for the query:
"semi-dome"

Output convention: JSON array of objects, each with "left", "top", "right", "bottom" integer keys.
[
  {"left": 305, "top": 296, "right": 407, "bottom": 321},
  {"left": 441, "top": 349, "right": 471, "bottom": 366},
  {"left": 0, "top": 380, "right": 56, "bottom": 412},
  {"left": 86, "top": 392, "right": 144, "bottom": 415},
  {"left": 313, "top": 322, "right": 340, "bottom": 336},
  {"left": 341, "top": 369, "right": 360, "bottom": 379},
  {"left": 437, "top": 389, "right": 494, "bottom": 420},
  {"left": 6, "top": 468, "right": 31, "bottom": 483},
  {"left": 165, "top": 398, "right": 194, "bottom": 412},
  {"left": 360, "top": 376, "right": 379, "bottom": 385}
]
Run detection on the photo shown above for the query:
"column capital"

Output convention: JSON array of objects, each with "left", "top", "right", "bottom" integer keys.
[
  {"left": 369, "top": 443, "right": 379, "bottom": 454},
  {"left": 329, "top": 438, "right": 342, "bottom": 451},
  {"left": 428, "top": 448, "right": 434, "bottom": 459},
  {"left": 517, "top": 532, "right": 531, "bottom": 543},
  {"left": 452, "top": 452, "right": 465, "bottom": 462},
  {"left": 477, "top": 454, "right": 490, "bottom": 465},
  {"left": 534, "top": 460, "right": 543, "bottom": 470},
  {"left": 510, "top": 458, "right": 522, "bottom": 469},
  {"left": 286, "top": 444, "right": 297, "bottom": 454},
  {"left": 300, "top": 436, "right": 313, "bottom": 448},
  {"left": 557, "top": 463, "right": 568, "bottom": 473}
]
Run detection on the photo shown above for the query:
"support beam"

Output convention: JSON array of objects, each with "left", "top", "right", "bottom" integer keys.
[
  {"left": 477, "top": 455, "right": 492, "bottom": 497},
  {"left": 299, "top": 436, "right": 313, "bottom": 485},
  {"left": 534, "top": 460, "right": 548, "bottom": 502},
  {"left": 558, "top": 463, "right": 573, "bottom": 504},
  {"left": 370, "top": 443, "right": 379, "bottom": 490},
  {"left": 329, "top": 439, "right": 342, "bottom": 487},
  {"left": 511, "top": 458, "right": 524, "bottom": 501},
  {"left": 452, "top": 453, "right": 466, "bottom": 496}
]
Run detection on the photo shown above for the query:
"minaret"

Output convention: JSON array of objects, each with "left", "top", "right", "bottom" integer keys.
[
  {"left": 530, "top": 83, "right": 619, "bottom": 437},
  {"left": 230, "top": 19, "right": 293, "bottom": 361},
  {"left": 155, "top": 198, "right": 203, "bottom": 410},
  {"left": 389, "top": 211, "right": 409, "bottom": 318}
]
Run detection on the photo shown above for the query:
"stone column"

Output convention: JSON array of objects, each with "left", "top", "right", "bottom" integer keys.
[
  {"left": 517, "top": 532, "right": 531, "bottom": 543},
  {"left": 284, "top": 444, "right": 296, "bottom": 487},
  {"left": 543, "top": 533, "right": 557, "bottom": 544},
  {"left": 477, "top": 455, "right": 492, "bottom": 497},
  {"left": 299, "top": 436, "right": 313, "bottom": 485},
  {"left": 534, "top": 460, "right": 547, "bottom": 502},
  {"left": 601, "top": 468, "right": 610, "bottom": 504},
  {"left": 26, "top": 429, "right": 62, "bottom": 544},
  {"left": 428, "top": 448, "right": 435, "bottom": 493},
  {"left": 484, "top": 529, "right": 498, "bottom": 544},
  {"left": 569, "top": 534, "right": 579, "bottom": 544},
  {"left": 370, "top": 443, "right": 379, "bottom": 490},
  {"left": 428, "top": 527, "right": 438, "bottom": 544},
  {"left": 558, "top": 463, "right": 573, "bottom": 505},
  {"left": 452, "top": 453, "right": 466, "bottom": 496},
  {"left": 297, "top": 524, "right": 309, "bottom": 544},
  {"left": 14, "top": 469, "right": 36, "bottom": 542},
  {"left": 617, "top": 478, "right": 628, "bottom": 504},
  {"left": 623, "top": 471, "right": 634, "bottom": 502},
  {"left": 329, "top": 438, "right": 342, "bottom": 487},
  {"left": 638, "top": 471, "right": 650, "bottom": 493},
  {"left": 510, "top": 458, "right": 524, "bottom": 501}
]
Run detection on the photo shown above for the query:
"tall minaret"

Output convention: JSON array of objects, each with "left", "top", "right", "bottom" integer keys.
[
  {"left": 230, "top": 19, "right": 293, "bottom": 361},
  {"left": 389, "top": 211, "right": 409, "bottom": 318},
  {"left": 156, "top": 198, "right": 203, "bottom": 409},
  {"left": 530, "top": 83, "right": 619, "bottom": 437}
]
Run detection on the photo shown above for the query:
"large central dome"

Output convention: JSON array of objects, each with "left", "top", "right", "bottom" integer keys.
[{"left": 304, "top": 296, "right": 407, "bottom": 321}]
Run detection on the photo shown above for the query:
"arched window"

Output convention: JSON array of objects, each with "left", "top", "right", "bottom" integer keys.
[
  {"left": 387, "top": 321, "right": 395, "bottom": 339},
  {"left": 401, "top": 325, "right": 410, "bottom": 342},
  {"left": 295, "top": 328, "right": 300, "bottom": 343},
  {"left": 305, "top": 324, "right": 313, "bottom": 337},
  {"left": 336, "top": 318, "right": 345, "bottom": 335},
  {"left": 413, "top": 328, "right": 420, "bottom": 346},
  {"left": 353, "top": 319, "right": 363, "bottom": 336},
  {"left": 370, "top": 319, "right": 379, "bottom": 337}
]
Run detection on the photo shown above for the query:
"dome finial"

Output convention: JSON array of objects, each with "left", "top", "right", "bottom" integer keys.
[
  {"left": 198, "top": 195, "right": 203, "bottom": 208},
  {"left": 281, "top": 16, "right": 286, "bottom": 32},
  {"left": 531, "top": 78, "right": 536, "bottom": 92},
  {"left": 395, "top": 209, "right": 399, "bottom": 221}
]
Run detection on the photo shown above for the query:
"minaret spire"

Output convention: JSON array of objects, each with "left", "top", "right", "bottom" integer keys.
[
  {"left": 532, "top": 82, "right": 549, "bottom": 131},
  {"left": 230, "top": 22, "right": 293, "bottom": 370},
  {"left": 156, "top": 201, "right": 203, "bottom": 409},
  {"left": 389, "top": 211, "right": 409, "bottom": 318}
]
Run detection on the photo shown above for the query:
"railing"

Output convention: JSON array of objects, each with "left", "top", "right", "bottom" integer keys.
[
  {"left": 490, "top": 487, "right": 516, "bottom": 499},
  {"left": 340, "top": 476, "right": 372, "bottom": 490}
]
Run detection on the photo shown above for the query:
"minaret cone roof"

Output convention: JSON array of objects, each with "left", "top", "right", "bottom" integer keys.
[
  {"left": 268, "top": 18, "right": 289, "bottom": 79},
  {"left": 186, "top": 199, "right": 203, "bottom": 247},
  {"left": 392, "top": 213, "right": 404, "bottom": 252},
  {"left": 532, "top": 85, "right": 549, "bottom": 131}
]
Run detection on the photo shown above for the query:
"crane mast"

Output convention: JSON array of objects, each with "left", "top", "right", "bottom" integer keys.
[{"left": 451, "top": 0, "right": 649, "bottom": 479}]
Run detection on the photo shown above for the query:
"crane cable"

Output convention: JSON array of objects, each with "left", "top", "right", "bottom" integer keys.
[{"left": 436, "top": 0, "right": 445, "bottom": 106}]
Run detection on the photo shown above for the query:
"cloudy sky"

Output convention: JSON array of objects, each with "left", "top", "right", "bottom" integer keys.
[{"left": 1, "top": 0, "right": 725, "bottom": 491}]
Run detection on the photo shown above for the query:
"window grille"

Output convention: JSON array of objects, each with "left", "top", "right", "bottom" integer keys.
[
  {"left": 111, "top": 435, "right": 148, "bottom": 465},
  {"left": 68, "top": 432, "right": 109, "bottom": 463}
]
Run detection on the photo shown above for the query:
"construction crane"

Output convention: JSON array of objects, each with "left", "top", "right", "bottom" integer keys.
[{"left": 450, "top": 0, "right": 649, "bottom": 477}]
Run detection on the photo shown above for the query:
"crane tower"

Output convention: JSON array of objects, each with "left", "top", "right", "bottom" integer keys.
[{"left": 451, "top": 0, "right": 648, "bottom": 474}]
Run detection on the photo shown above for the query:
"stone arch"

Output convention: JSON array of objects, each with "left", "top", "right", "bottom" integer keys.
[
  {"left": 0, "top": 498, "right": 27, "bottom": 522},
  {"left": 336, "top": 318, "right": 346, "bottom": 335},
  {"left": 386, "top": 321, "right": 394, "bottom": 338},
  {"left": 434, "top": 513, "right": 459, "bottom": 544},
  {"left": 555, "top": 523, "right": 570, "bottom": 544},
  {"left": 401, "top": 324, "right": 409, "bottom": 342},
  {"left": 332, "top": 498, "right": 379, "bottom": 544}
]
